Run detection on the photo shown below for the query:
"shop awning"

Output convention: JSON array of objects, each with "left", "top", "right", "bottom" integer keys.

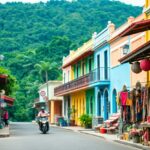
[
  {"left": 1, "top": 95, "right": 15, "bottom": 106},
  {"left": 120, "top": 19, "right": 150, "bottom": 37},
  {"left": 119, "top": 40, "right": 150, "bottom": 64},
  {"left": 0, "top": 74, "right": 8, "bottom": 84},
  {"left": 62, "top": 50, "right": 93, "bottom": 69}
]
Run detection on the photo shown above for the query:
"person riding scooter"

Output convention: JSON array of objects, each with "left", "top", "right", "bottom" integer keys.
[
  {"left": 37, "top": 107, "right": 49, "bottom": 133},
  {"left": 38, "top": 106, "right": 49, "bottom": 118}
]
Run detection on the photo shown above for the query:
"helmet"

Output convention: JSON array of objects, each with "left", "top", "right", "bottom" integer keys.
[{"left": 41, "top": 106, "right": 45, "bottom": 110}]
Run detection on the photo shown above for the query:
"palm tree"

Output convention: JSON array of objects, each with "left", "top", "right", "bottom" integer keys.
[{"left": 34, "top": 61, "right": 56, "bottom": 102}]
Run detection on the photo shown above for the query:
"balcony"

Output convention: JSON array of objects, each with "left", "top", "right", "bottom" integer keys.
[{"left": 54, "top": 67, "right": 110, "bottom": 96}]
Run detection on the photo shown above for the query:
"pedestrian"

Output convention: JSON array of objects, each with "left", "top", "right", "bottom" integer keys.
[{"left": 3, "top": 110, "right": 9, "bottom": 127}]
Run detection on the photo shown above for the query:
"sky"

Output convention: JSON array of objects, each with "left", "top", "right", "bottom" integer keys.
[{"left": 0, "top": 0, "right": 145, "bottom": 6}]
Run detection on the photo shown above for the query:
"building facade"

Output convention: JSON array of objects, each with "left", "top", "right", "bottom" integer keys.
[
  {"left": 39, "top": 81, "right": 63, "bottom": 124},
  {"left": 55, "top": 39, "right": 95, "bottom": 125},
  {"left": 93, "top": 22, "right": 112, "bottom": 120},
  {"left": 109, "top": 14, "right": 146, "bottom": 116},
  {"left": 55, "top": 13, "right": 148, "bottom": 126}
]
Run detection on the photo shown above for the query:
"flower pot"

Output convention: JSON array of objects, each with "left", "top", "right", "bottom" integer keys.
[
  {"left": 132, "top": 136, "right": 140, "bottom": 143},
  {"left": 100, "top": 128, "right": 107, "bottom": 134},
  {"left": 70, "top": 120, "right": 75, "bottom": 126}
]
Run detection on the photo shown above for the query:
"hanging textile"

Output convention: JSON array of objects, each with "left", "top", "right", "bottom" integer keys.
[{"left": 120, "top": 91, "right": 128, "bottom": 106}]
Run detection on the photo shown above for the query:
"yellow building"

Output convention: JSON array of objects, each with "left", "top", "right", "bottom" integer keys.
[{"left": 55, "top": 39, "right": 94, "bottom": 126}]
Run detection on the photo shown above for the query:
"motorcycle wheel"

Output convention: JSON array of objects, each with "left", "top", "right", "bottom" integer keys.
[{"left": 42, "top": 125, "right": 47, "bottom": 134}]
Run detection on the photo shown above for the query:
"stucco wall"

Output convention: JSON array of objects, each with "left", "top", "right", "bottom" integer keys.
[{"left": 39, "top": 81, "right": 63, "bottom": 102}]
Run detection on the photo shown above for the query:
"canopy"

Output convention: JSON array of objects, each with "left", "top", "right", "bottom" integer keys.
[
  {"left": 120, "top": 19, "right": 150, "bottom": 37},
  {"left": 1, "top": 95, "right": 15, "bottom": 106}
]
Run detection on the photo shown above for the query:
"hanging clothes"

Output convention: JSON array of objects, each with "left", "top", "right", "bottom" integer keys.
[
  {"left": 142, "top": 87, "right": 148, "bottom": 122},
  {"left": 120, "top": 91, "right": 128, "bottom": 106},
  {"left": 135, "top": 89, "right": 142, "bottom": 122}
]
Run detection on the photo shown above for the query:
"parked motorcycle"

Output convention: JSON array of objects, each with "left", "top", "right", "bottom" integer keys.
[{"left": 38, "top": 117, "right": 49, "bottom": 134}]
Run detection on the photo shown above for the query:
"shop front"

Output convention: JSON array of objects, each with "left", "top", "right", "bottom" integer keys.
[
  {"left": 71, "top": 91, "right": 86, "bottom": 126},
  {"left": 118, "top": 7, "right": 150, "bottom": 145}
]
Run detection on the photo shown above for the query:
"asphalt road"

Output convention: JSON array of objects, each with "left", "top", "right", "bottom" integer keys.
[{"left": 0, "top": 122, "right": 140, "bottom": 150}]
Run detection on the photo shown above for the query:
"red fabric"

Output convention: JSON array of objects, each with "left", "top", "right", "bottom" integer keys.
[
  {"left": 3, "top": 111, "right": 8, "bottom": 119},
  {"left": 120, "top": 92, "right": 128, "bottom": 106}
]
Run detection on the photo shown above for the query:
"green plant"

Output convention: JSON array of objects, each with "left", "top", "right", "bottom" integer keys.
[
  {"left": 79, "top": 114, "right": 92, "bottom": 128},
  {"left": 67, "top": 106, "right": 76, "bottom": 119}
]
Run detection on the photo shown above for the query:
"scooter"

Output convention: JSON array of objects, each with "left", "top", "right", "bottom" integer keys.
[{"left": 39, "top": 117, "right": 49, "bottom": 134}]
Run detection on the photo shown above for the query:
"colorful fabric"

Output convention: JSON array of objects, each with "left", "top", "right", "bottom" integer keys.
[
  {"left": 120, "top": 92, "right": 128, "bottom": 106},
  {"left": 3, "top": 111, "right": 8, "bottom": 120},
  {"left": 116, "top": 92, "right": 120, "bottom": 106},
  {"left": 126, "top": 98, "right": 132, "bottom": 106}
]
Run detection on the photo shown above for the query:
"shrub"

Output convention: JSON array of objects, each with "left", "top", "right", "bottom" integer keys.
[{"left": 79, "top": 114, "right": 92, "bottom": 128}]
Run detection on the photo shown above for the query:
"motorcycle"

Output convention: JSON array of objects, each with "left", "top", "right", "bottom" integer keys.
[{"left": 38, "top": 116, "right": 49, "bottom": 134}]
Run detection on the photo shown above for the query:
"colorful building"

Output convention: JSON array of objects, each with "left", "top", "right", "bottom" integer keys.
[
  {"left": 0, "top": 74, "right": 15, "bottom": 129},
  {"left": 38, "top": 81, "right": 63, "bottom": 124},
  {"left": 93, "top": 22, "right": 113, "bottom": 120},
  {"left": 55, "top": 39, "right": 95, "bottom": 125},
  {"left": 109, "top": 14, "right": 146, "bottom": 115}
]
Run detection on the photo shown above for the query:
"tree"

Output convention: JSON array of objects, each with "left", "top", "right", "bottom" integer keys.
[
  {"left": 34, "top": 61, "right": 57, "bottom": 99},
  {"left": 0, "top": 67, "right": 17, "bottom": 95}
]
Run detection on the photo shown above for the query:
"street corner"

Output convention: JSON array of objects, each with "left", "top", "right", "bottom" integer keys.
[{"left": 0, "top": 127, "right": 10, "bottom": 138}]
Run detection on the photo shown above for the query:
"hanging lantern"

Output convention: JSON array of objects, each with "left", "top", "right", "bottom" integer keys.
[
  {"left": 140, "top": 59, "right": 150, "bottom": 71},
  {"left": 131, "top": 62, "right": 142, "bottom": 74}
]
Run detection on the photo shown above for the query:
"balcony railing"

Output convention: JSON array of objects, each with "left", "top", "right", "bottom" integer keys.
[{"left": 54, "top": 67, "right": 110, "bottom": 96}]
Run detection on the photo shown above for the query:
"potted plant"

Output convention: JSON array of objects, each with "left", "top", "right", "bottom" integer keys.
[
  {"left": 67, "top": 106, "right": 76, "bottom": 126},
  {"left": 130, "top": 129, "right": 143, "bottom": 143},
  {"left": 79, "top": 114, "right": 92, "bottom": 128}
]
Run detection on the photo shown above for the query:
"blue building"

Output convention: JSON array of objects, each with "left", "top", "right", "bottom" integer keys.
[{"left": 92, "top": 22, "right": 113, "bottom": 120}]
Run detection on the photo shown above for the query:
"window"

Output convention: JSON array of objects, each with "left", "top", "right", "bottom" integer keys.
[
  {"left": 68, "top": 70, "right": 70, "bottom": 82},
  {"left": 104, "top": 51, "right": 108, "bottom": 79},
  {"left": 97, "top": 54, "right": 100, "bottom": 68},
  {"left": 97, "top": 54, "right": 100, "bottom": 80},
  {"left": 90, "top": 96, "right": 93, "bottom": 114},
  {"left": 82, "top": 61, "right": 85, "bottom": 75},
  {"left": 89, "top": 58, "right": 92, "bottom": 72},
  {"left": 76, "top": 64, "right": 79, "bottom": 78}
]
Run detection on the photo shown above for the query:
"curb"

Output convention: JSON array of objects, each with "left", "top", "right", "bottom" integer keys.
[
  {"left": 0, "top": 134, "right": 10, "bottom": 138},
  {"left": 114, "top": 140, "right": 150, "bottom": 150},
  {"left": 79, "top": 130, "right": 105, "bottom": 139},
  {"left": 52, "top": 126, "right": 150, "bottom": 150}
]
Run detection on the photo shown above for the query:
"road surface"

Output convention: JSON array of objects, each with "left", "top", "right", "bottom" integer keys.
[{"left": 0, "top": 122, "right": 139, "bottom": 150}]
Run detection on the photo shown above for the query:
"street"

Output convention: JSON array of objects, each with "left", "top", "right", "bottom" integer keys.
[{"left": 0, "top": 122, "right": 140, "bottom": 150}]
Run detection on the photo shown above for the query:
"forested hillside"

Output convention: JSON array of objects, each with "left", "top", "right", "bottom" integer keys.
[{"left": 0, "top": 0, "right": 142, "bottom": 121}]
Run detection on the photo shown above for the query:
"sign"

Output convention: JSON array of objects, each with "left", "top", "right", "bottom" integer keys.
[
  {"left": 40, "top": 91, "right": 46, "bottom": 97},
  {"left": 43, "top": 96, "right": 48, "bottom": 102}
]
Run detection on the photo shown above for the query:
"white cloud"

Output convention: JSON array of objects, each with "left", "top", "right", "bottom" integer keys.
[
  {"left": 0, "top": 0, "right": 48, "bottom": 3},
  {"left": 0, "top": 0, "right": 145, "bottom": 6},
  {"left": 115, "top": 0, "right": 145, "bottom": 6}
]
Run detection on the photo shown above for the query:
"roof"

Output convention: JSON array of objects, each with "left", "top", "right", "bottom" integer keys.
[
  {"left": 1, "top": 95, "right": 15, "bottom": 106},
  {"left": 62, "top": 50, "right": 93, "bottom": 69},
  {"left": 119, "top": 40, "right": 150, "bottom": 63},
  {"left": 62, "top": 39, "right": 93, "bottom": 69},
  {"left": 120, "top": 19, "right": 150, "bottom": 37}
]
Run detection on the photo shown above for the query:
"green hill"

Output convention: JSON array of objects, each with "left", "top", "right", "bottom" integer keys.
[{"left": 0, "top": 0, "right": 142, "bottom": 121}]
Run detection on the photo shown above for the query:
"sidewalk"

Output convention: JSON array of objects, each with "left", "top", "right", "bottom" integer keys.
[
  {"left": 54, "top": 126, "right": 150, "bottom": 150},
  {"left": 0, "top": 126, "right": 10, "bottom": 138}
]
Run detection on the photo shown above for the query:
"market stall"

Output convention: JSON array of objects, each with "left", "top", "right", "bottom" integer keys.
[{"left": 118, "top": 83, "right": 150, "bottom": 145}]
